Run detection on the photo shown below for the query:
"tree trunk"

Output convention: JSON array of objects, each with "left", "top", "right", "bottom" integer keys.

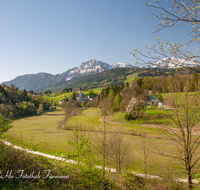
[{"left": 187, "top": 173, "right": 192, "bottom": 190}]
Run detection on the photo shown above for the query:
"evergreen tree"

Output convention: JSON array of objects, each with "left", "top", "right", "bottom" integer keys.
[
  {"left": 71, "top": 92, "right": 76, "bottom": 100},
  {"left": 0, "top": 85, "right": 2, "bottom": 93},
  {"left": 114, "top": 94, "right": 121, "bottom": 110}
]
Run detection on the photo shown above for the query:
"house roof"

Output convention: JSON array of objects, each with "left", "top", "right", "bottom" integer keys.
[
  {"left": 144, "top": 95, "right": 159, "bottom": 102},
  {"left": 144, "top": 96, "right": 151, "bottom": 102},
  {"left": 150, "top": 95, "right": 159, "bottom": 102}
]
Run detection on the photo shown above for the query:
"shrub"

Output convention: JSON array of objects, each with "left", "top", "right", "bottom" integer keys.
[
  {"left": 124, "top": 112, "right": 137, "bottom": 120},
  {"left": 8, "top": 112, "right": 14, "bottom": 119}
]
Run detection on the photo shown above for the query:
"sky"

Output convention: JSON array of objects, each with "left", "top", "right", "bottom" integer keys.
[{"left": 0, "top": 0, "right": 192, "bottom": 83}]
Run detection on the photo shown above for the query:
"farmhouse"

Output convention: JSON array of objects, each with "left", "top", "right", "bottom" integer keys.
[{"left": 145, "top": 95, "right": 159, "bottom": 106}]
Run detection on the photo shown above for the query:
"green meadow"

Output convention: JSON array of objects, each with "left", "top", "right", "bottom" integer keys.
[
  {"left": 124, "top": 73, "right": 140, "bottom": 83},
  {"left": 45, "top": 88, "right": 102, "bottom": 102},
  {"left": 3, "top": 107, "right": 193, "bottom": 177}
]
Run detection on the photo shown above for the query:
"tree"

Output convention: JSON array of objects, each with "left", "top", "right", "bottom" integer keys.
[
  {"left": 62, "top": 100, "right": 78, "bottom": 129},
  {"left": 126, "top": 96, "right": 144, "bottom": 119},
  {"left": 130, "top": 0, "right": 200, "bottom": 72},
  {"left": 163, "top": 91, "right": 200, "bottom": 189},
  {"left": 97, "top": 97, "right": 114, "bottom": 178},
  {"left": 44, "top": 90, "right": 52, "bottom": 94},
  {"left": 71, "top": 92, "right": 76, "bottom": 100},
  {"left": 50, "top": 99, "right": 53, "bottom": 105},
  {"left": 88, "top": 89, "right": 95, "bottom": 95},
  {"left": 0, "top": 114, "right": 12, "bottom": 136},
  {"left": 37, "top": 104, "right": 44, "bottom": 112},
  {"left": 114, "top": 94, "right": 121, "bottom": 111},
  {"left": 110, "top": 126, "right": 131, "bottom": 173},
  {"left": 0, "top": 114, "right": 12, "bottom": 170}
]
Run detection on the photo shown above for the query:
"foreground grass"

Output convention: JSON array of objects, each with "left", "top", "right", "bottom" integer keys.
[{"left": 1, "top": 144, "right": 191, "bottom": 190}]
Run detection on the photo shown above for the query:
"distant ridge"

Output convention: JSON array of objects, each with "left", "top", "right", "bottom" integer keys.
[{"left": 2, "top": 59, "right": 134, "bottom": 90}]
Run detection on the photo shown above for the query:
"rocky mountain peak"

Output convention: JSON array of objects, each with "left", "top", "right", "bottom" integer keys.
[
  {"left": 153, "top": 57, "right": 200, "bottom": 68},
  {"left": 111, "top": 62, "right": 133, "bottom": 68}
]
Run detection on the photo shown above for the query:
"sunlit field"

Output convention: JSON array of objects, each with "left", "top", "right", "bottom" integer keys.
[{"left": 3, "top": 107, "right": 198, "bottom": 179}]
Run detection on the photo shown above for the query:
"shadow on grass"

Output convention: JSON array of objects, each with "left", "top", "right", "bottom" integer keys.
[{"left": 10, "top": 109, "right": 64, "bottom": 121}]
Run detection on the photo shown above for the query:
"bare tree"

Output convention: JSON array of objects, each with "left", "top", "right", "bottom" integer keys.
[
  {"left": 163, "top": 90, "right": 200, "bottom": 189},
  {"left": 130, "top": 0, "right": 200, "bottom": 72},
  {"left": 61, "top": 100, "right": 78, "bottom": 129},
  {"left": 110, "top": 126, "right": 131, "bottom": 173},
  {"left": 97, "top": 97, "right": 114, "bottom": 177},
  {"left": 140, "top": 131, "right": 149, "bottom": 180}
]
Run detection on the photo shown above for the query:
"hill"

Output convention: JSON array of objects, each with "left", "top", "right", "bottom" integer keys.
[
  {"left": 34, "top": 67, "right": 176, "bottom": 92},
  {"left": 34, "top": 68, "right": 132, "bottom": 92}
]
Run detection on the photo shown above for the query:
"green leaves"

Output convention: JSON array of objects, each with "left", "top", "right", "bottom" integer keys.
[{"left": 0, "top": 114, "right": 12, "bottom": 136}]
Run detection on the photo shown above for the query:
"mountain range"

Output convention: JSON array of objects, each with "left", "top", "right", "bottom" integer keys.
[
  {"left": 2, "top": 59, "right": 134, "bottom": 91},
  {"left": 144, "top": 57, "right": 200, "bottom": 68}
]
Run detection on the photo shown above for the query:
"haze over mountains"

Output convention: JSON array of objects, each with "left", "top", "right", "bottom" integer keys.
[{"left": 2, "top": 59, "right": 134, "bottom": 91}]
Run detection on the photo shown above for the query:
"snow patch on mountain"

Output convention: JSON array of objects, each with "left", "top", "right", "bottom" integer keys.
[
  {"left": 66, "top": 77, "right": 72, "bottom": 81},
  {"left": 152, "top": 57, "right": 200, "bottom": 68},
  {"left": 111, "top": 62, "right": 134, "bottom": 68},
  {"left": 64, "top": 59, "right": 112, "bottom": 81}
]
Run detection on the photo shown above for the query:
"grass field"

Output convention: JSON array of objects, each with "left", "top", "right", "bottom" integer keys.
[
  {"left": 160, "top": 91, "right": 197, "bottom": 99},
  {"left": 45, "top": 88, "right": 102, "bottom": 102},
  {"left": 124, "top": 73, "right": 140, "bottom": 83},
  {"left": 3, "top": 107, "right": 192, "bottom": 177}
]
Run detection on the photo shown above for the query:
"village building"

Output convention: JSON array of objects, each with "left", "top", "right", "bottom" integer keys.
[
  {"left": 74, "top": 88, "right": 96, "bottom": 102},
  {"left": 75, "top": 88, "right": 87, "bottom": 102},
  {"left": 32, "top": 93, "right": 42, "bottom": 97},
  {"left": 144, "top": 95, "right": 160, "bottom": 106},
  {"left": 59, "top": 98, "right": 69, "bottom": 104}
]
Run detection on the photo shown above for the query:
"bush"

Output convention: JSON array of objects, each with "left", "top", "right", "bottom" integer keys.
[
  {"left": 124, "top": 112, "right": 137, "bottom": 120},
  {"left": 121, "top": 173, "right": 145, "bottom": 189},
  {"left": 8, "top": 112, "right": 14, "bottom": 119}
]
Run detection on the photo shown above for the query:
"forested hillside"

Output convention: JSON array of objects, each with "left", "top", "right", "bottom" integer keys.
[
  {"left": 0, "top": 84, "right": 45, "bottom": 118},
  {"left": 35, "top": 68, "right": 177, "bottom": 92}
]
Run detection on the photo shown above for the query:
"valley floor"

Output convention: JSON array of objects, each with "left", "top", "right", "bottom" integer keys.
[{"left": 2, "top": 108, "right": 200, "bottom": 180}]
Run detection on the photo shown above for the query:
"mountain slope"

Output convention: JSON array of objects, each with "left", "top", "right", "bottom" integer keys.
[
  {"left": 153, "top": 57, "right": 200, "bottom": 68},
  {"left": 111, "top": 62, "right": 134, "bottom": 68},
  {"left": 2, "top": 59, "right": 115, "bottom": 90},
  {"left": 34, "top": 68, "right": 134, "bottom": 92},
  {"left": 2, "top": 73, "right": 57, "bottom": 91},
  {"left": 34, "top": 67, "right": 178, "bottom": 92}
]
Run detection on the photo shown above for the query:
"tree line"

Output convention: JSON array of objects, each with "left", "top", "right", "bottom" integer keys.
[{"left": 0, "top": 84, "right": 46, "bottom": 118}]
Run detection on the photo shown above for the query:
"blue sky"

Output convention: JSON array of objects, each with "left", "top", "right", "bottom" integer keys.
[{"left": 0, "top": 0, "right": 191, "bottom": 83}]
